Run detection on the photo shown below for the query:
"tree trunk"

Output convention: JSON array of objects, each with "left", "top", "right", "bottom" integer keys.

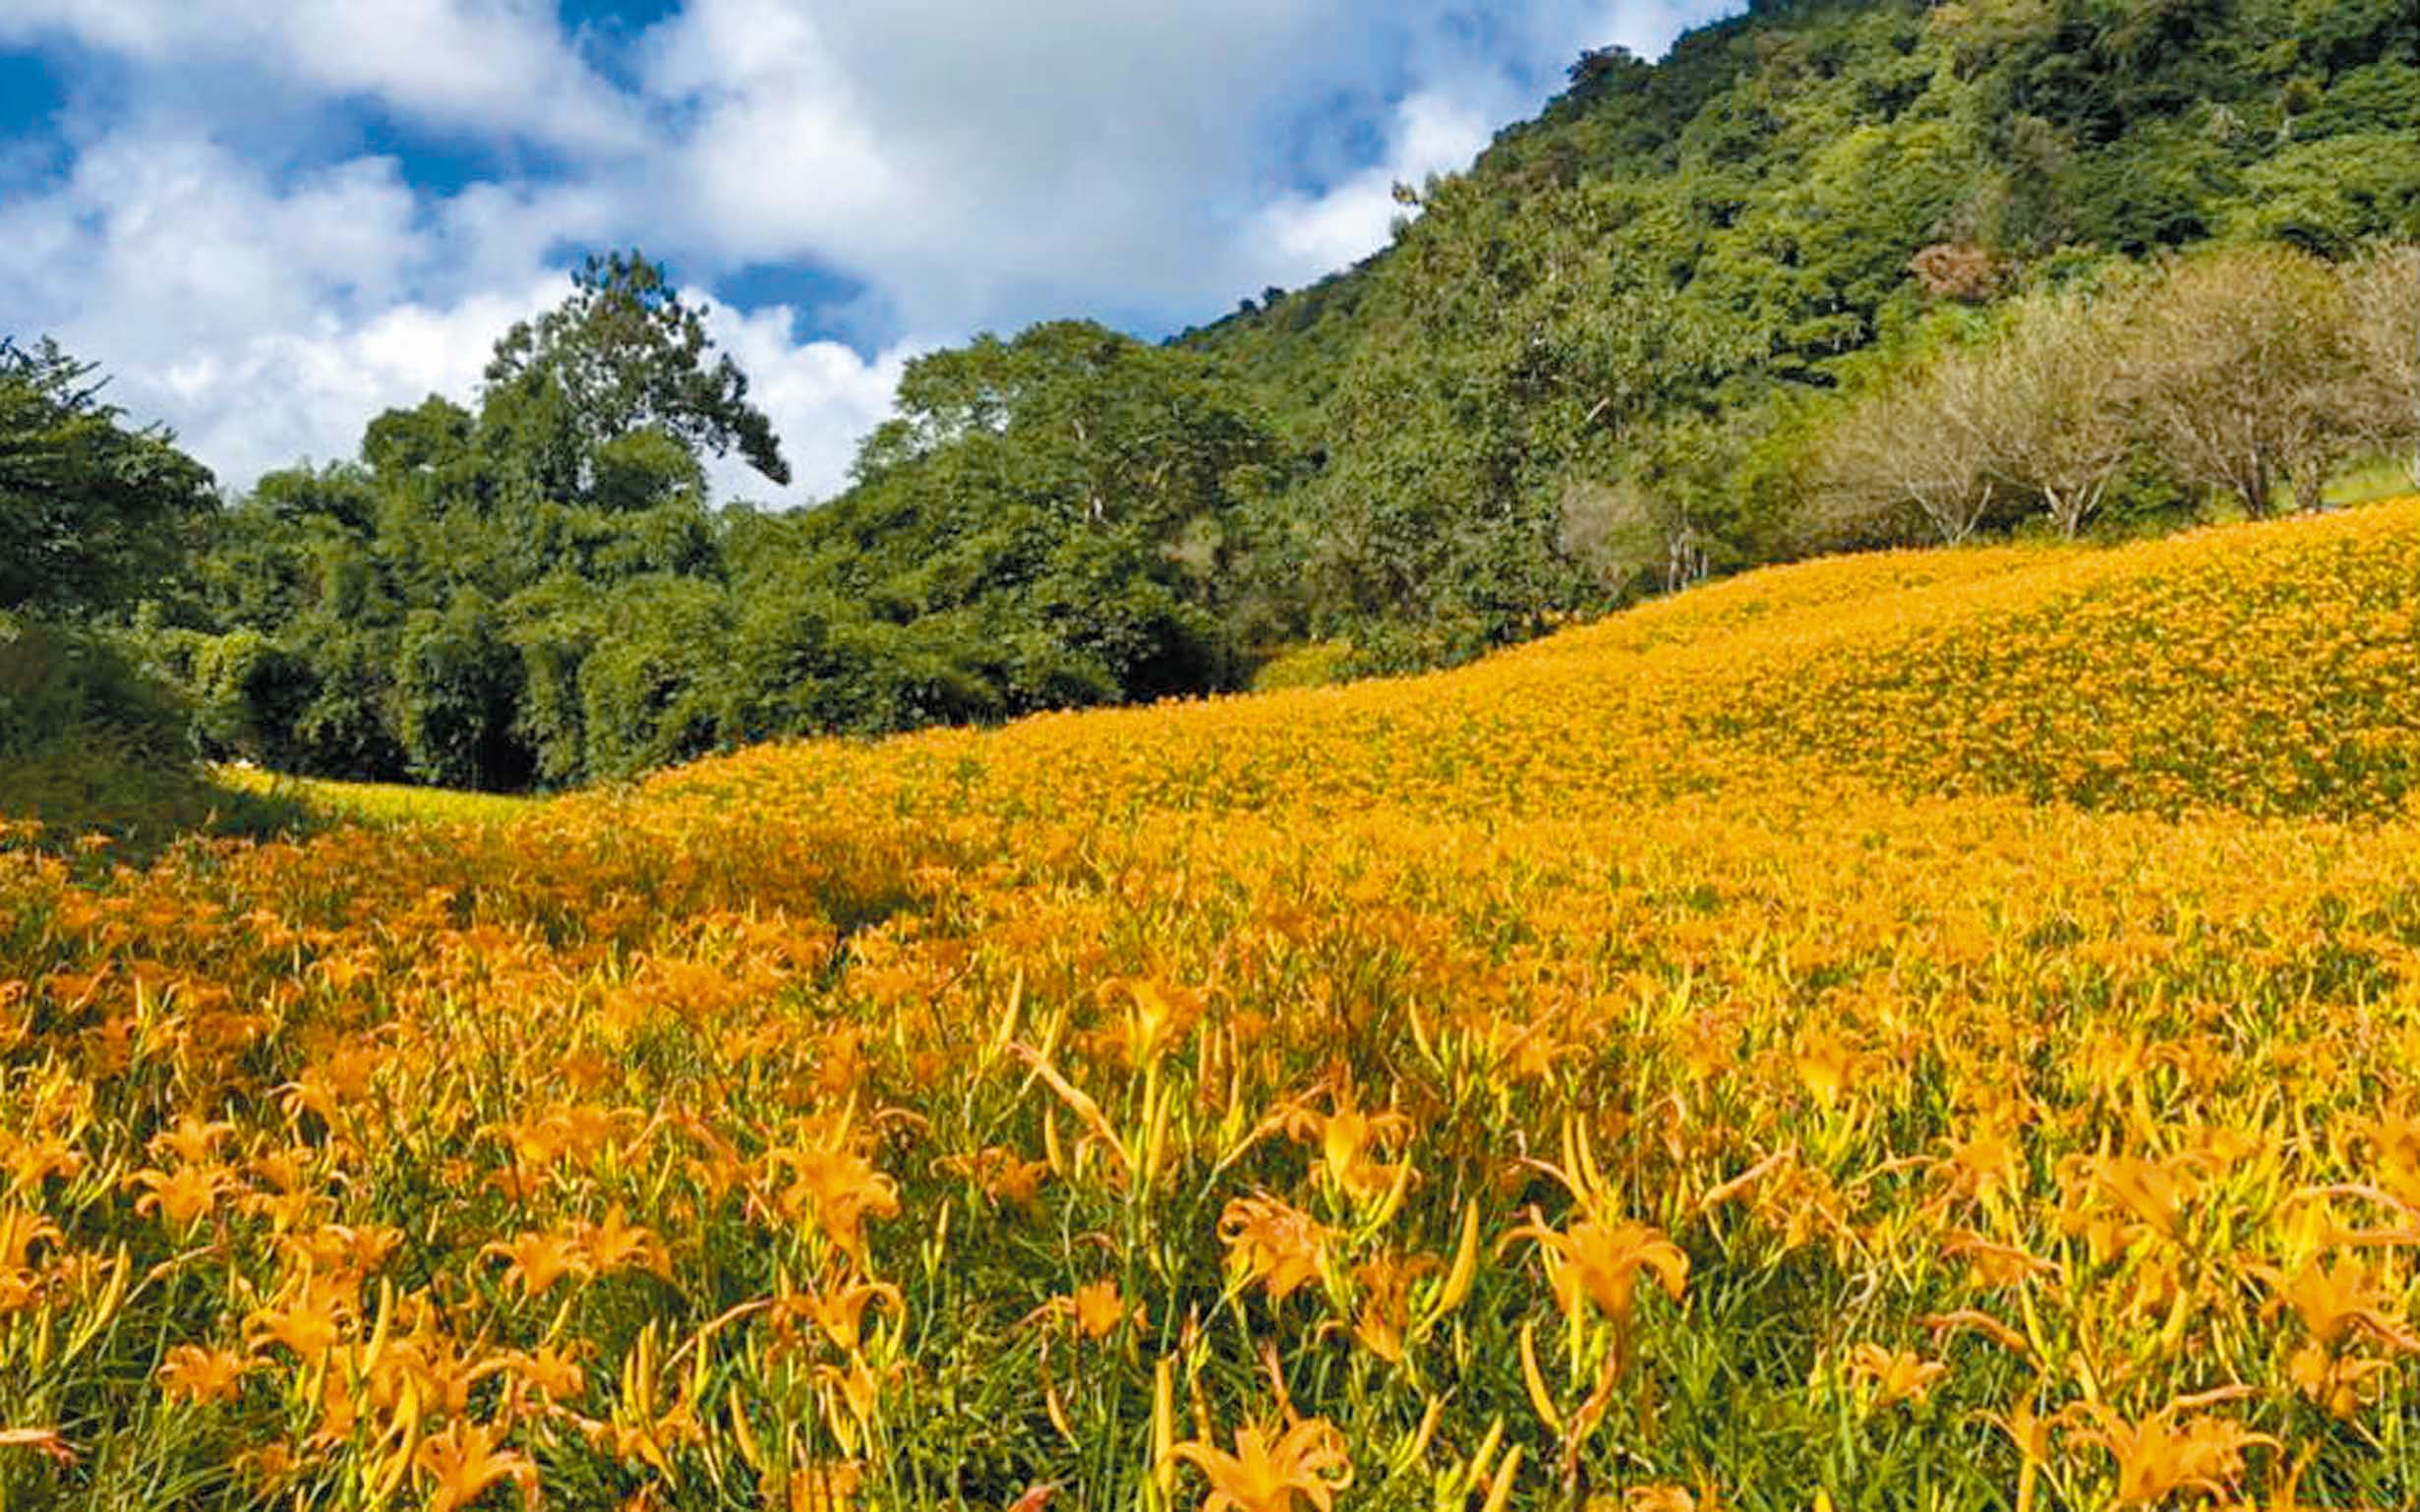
[
  {"left": 2291, "top": 461, "right": 2325, "bottom": 514},
  {"left": 2237, "top": 456, "right": 2272, "bottom": 519},
  {"left": 2053, "top": 477, "right": 2109, "bottom": 540},
  {"left": 2045, "top": 489, "right": 2079, "bottom": 539}
]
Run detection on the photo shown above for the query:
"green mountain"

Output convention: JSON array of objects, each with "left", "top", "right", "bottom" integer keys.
[{"left": 1180, "top": 0, "right": 2420, "bottom": 658}]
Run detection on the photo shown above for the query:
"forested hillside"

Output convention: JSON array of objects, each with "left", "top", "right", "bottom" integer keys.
[
  {"left": 1186, "top": 0, "right": 2420, "bottom": 658},
  {"left": 11, "top": 0, "right": 2420, "bottom": 797}
]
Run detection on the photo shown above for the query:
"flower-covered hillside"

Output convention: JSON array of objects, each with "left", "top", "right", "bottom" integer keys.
[{"left": 7, "top": 500, "right": 2420, "bottom": 1509}]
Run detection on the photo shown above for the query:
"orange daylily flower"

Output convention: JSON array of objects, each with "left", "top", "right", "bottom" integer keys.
[
  {"left": 501, "top": 1343, "right": 587, "bottom": 1406},
  {"left": 246, "top": 1283, "right": 350, "bottom": 1361},
  {"left": 1347, "top": 1250, "right": 1440, "bottom": 1363},
  {"left": 1218, "top": 1193, "right": 1332, "bottom": 1303},
  {"left": 2284, "top": 1341, "right": 2394, "bottom": 1420},
  {"left": 1504, "top": 1211, "right": 1688, "bottom": 1330},
  {"left": 579, "top": 1203, "right": 673, "bottom": 1279},
  {"left": 2090, "top": 1154, "right": 2192, "bottom": 1243},
  {"left": 937, "top": 1145, "right": 1052, "bottom": 1210},
  {"left": 2062, "top": 1401, "right": 2276, "bottom": 1506},
  {"left": 286, "top": 1222, "right": 402, "bottom": 1284},
  {"left": 127, "top": 1162, "right": 233, "bottom": 1228},
  {"left": 157, "top": 1345, "right": 255, "bottom": 1406},
  {"left": 1165, "top": 1419, "right": 1352, "bottom": 1512},
  {"left": 148, "top": 1113, "right": 236, "bottom": 1167},
  {"left": 764, "top": 1142, "right": 901, "bottom": 1258},
  {"left": 0, "top": 1205, "right": 60, "bottom": 1272},
  {"left": 417, "top": 1418, "right": 539, "bottom": 1512},
  {"left": 797, "top": 1275, "right": 904, "bottom": 1354},
  {"left": 1065, "top": 1279, "right": 1135, "bottom": 1340},
  {"left": 1846, "top": 1343, "right": 1946, "bottom": 1408},
  {"left": 1279, "top": 1089, "right": 1412, "bottom": 1204},
  {"left": 482, "top": 1229, "right": 592, "bottom": 1298},
  {"left": 2253, "top": 1255, "right": 2420, "bottom": 1353}
]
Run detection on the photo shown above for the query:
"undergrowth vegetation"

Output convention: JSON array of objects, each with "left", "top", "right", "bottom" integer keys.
[
  {"left": 8, "top": 500, "right": 2420, "bottom": 1508},
  {"left": 0, "top": 625, "right": 303, "bottom": 856}
]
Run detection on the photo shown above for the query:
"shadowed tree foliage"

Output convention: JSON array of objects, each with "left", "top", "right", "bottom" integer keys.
[
  {"left": 0, "top": 339, "right": 247, "bottom": 838},
  {"left": 156, "top": 254, "right": 775, "bottom": 788}
]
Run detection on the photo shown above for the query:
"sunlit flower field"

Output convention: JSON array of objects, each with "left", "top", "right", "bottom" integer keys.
[{"left": 10, "top": 500, "right": 2420, "bottom": 1510}]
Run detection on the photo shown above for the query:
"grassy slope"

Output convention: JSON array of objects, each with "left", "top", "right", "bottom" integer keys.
[
  {"left": 211, "top": 766, "right": 536, "bottom": 829},
  {"left": 8, "top": 501, "right": 2420, "bottom": 1508}
]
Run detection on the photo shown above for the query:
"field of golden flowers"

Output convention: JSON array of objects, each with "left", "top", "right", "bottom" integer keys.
[{"left": 10, "top": 499, "right": 2420, "bottom": 1510}]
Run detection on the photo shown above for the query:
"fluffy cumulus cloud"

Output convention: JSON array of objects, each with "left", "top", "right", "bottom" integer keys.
[
  {"left": 0, "top": 0, "right": 1741, "bottom": 500},
  {"left": 0, "top": 0, "right": 642, "bottom": 151},
  {"left": 1249, "top": 92, "right": 1497, "bottom": 283},
  {"left": 631, "top": 0, "right": 1743, "bottom": 328},
  {"left": 0, "top": 120, "right": 565, "bottom": 484},
  {"left": 690, "top": 300, "right": 922, "bottom": 506}
]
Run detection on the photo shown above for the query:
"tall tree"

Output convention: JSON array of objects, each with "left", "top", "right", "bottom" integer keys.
[{"left": 482, "top": 250, "right": 791, "bottom": 494}]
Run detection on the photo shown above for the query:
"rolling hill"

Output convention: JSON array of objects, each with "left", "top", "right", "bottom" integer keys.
[{"left": 7, "top": 499, "right": 2420, "bottom": 1507}]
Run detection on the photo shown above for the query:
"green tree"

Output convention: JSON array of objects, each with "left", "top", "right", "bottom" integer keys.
[
  {"left": 810, "top": 320, "right": 1273, "bottom": 711},
  {"left": 2226, "top": 136, "right": 2420, "bottom": 258},
  {"left": 0, "top": 339, "right": 215, "bottom": 623},
  {"left": 483, "top": 251, "right": 790, "bottom": 493}
]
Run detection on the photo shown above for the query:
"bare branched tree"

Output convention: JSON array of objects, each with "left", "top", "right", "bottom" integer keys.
[
  {"left": 1559, "top": 473, "right": 1713, "bottom": 598},
  {"left": 1811, "top": 354, "right": 2002, "bottom": 547},
  {"left": 2113, "top": 245, "right": 2360, "bottom": 517},
  {"left": 1979, "top": 288, "right": 2136, "bottom": 537},
  {"left": 2343, "top": 245, "right": 2420, "bottom": 488}
]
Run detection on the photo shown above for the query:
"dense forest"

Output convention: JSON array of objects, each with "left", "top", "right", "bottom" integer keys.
[{"left": 8, "top": 0, "right": 2420, "bottom": 797}]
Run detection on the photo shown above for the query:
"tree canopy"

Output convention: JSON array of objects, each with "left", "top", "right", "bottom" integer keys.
[
  {"left": 0, "top": 338, "right": 214, "bottom": 622},
  {"left": 484, "top": 250, "right": 791, "bottom": 491}
]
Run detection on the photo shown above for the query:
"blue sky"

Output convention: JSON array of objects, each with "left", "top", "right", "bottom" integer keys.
[{"left": 0, "top": 1, "right": 1738, "bottom": 503}]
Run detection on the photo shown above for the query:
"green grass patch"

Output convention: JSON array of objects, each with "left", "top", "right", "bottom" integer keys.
[
  {"left": 211, "top": 765, "right": 539, "bottom": 827},
  {"left": 2326, "top": 454, "right": 2418, "bottom": 508}
]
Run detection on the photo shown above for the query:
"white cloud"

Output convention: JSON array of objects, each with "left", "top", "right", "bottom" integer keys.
[
  {"left": 0, "top": 116, "right": 920, "bottom": 500},
  {"left": 1251, "top": 92, "right": 1496, "bottom": 282},
  {"left": 693, "top": 299, "right": 925, "bottom": 506},
  {"left": 630, "top": 0, "right": 1358, "bottom": 327},
  {"left": 0, "top": 126, "right": 506, "bottom": 473},
  {"left": 634, "top": 0, "right": 904, "bottom": 259},
  {"left": 1590, "top": 1, "right": 1732, "bottom": 57},
  {"left": 0, "top": 1, "right": 1748, "bottom": 498},
  {"left": 629, "top": 0, "right": 1742, "bottom": 332},
  {"left": 156, "top": 290, "right": 557, "bottom": 483},
  {"left": 0, "top": 0, "right": 640, "bottom": 151}
]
